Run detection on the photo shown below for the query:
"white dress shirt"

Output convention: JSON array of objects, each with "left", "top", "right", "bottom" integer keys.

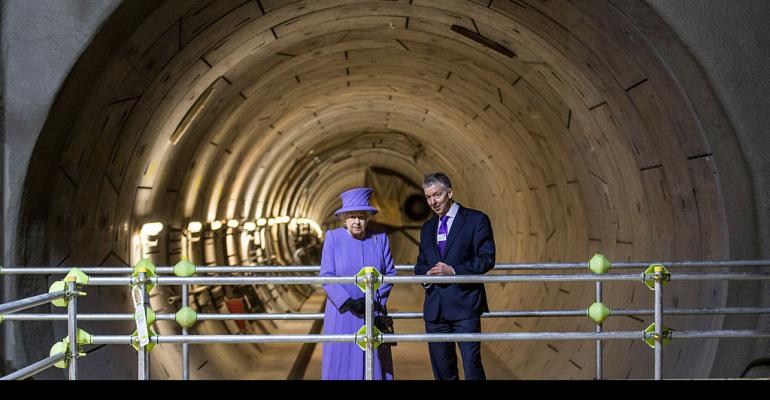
[
  {"left": 436, "top": 202, "right": 460, "bottom": 239},
  {"left": 424, "top": 202, "right": 460, "bottom": 287}
]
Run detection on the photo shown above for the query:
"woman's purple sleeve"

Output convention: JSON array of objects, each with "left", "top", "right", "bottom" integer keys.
[
  {"left": 320, "top": 231, "right": 349, "bottom": 310},
  {"left": 376, "top": 233, "right": 396, "bottom": 304}
]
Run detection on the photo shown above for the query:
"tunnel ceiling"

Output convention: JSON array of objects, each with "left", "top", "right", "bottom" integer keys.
[
  {"left": 38, "top": 0, "right": 727, "bottom": 263},
  {"left": 21, "top": 0, "right": 740, "bottom": 379}
]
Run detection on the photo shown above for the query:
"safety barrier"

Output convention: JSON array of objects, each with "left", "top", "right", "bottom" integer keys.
[{"left": 1, "top": 255, "right": 769, "bottom": 380}]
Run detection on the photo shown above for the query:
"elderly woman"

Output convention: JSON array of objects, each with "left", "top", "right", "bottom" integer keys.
[{"left": 320, "top": 187, "right": 396, "bottom": 380}]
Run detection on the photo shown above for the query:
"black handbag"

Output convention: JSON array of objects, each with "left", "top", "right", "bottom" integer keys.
[
  {"left": 374, "top": 314, "right": 396, "bottom": 346},
  {"left": 374, "top": 314, "right": 394, "bottom": 333}
]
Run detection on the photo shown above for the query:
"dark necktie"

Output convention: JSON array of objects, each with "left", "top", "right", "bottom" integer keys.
[{"left": 437, "top": 215, "right": 449, "bottom": 257}]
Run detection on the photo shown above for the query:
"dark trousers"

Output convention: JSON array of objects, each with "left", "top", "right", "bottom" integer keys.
[{"left": 425, "top": 316, "right": 486, "bottom": 380}]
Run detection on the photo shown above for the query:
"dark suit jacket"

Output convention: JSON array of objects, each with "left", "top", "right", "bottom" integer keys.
[{"left": 414, "top": 204, "right": 495, "bottom": 321}]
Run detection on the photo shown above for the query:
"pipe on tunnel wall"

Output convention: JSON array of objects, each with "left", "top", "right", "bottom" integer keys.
[{"left": 3, "top": 0, "right": 769, "bottom": 379}]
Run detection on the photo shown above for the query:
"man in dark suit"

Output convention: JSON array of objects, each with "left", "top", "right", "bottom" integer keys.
[{"left": 414, "top": 172, "right": 495, "bottom": 380}]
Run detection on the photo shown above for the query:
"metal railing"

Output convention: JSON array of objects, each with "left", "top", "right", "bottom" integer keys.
[
  {"left": 0, "top": 274, "right": 82, "bottom": 381},
  {"left": 1, "top": 256, "right": 769, "bottom": 380}
]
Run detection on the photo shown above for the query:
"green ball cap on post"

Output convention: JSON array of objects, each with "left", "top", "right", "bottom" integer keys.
[
  {"left": 175, "top": 306, "right": 198, "bottom": 329},
  {"left": 588, "top": 253, "right": 611, "bottom": 274},
  {"left": 587, "top": 302, "right": 611, "bottom": 324},
  {"left": 173, "top": 258, "right": 196, "bottom": 277}
]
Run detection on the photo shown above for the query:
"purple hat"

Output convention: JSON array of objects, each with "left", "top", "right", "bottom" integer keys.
[{"left": 334, "top": 187, "right": 378, "bottom": 216}]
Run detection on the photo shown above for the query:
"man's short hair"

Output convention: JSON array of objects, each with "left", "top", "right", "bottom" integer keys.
[{"left": 423, "top": 173, "right": 452, "bottom": 191}]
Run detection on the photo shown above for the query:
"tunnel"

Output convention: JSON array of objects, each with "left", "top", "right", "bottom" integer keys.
[{"left": 2, "top": 0, "right": 769, "bottom": 379}]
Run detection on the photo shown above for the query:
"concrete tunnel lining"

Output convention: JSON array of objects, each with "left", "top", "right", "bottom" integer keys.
[{"left": 5, "top": 0, "right": 768, "bottom": 379}]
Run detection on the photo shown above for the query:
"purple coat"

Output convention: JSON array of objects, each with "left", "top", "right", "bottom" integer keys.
[{"left": 320, "top": 228, "right": 396, "bottom": 380}]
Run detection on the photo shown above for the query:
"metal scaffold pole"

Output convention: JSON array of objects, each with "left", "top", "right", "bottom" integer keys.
[
  {"left": 654, "top": 269, "right": 663, "bottom": 380},
  {"left": 135, "top": 270, "right": 150, "bottom": 380},
  {"left": 0, "top": 353, "right": 67, "bottom": 380},
  {"left": 66, "top": 277, "right": 78, "bottom": 380},
  {"left": 595, "top": 281, "right": 602, "bottom": 380},
  {"left": 365, "top": 269, "right": 374, "bottom": 381},
  {"left": 182, "top": 283, "right": 190, "bottom": 380},
  {"left": 0, "top": 291, "right": 66, "bottom": 314}
]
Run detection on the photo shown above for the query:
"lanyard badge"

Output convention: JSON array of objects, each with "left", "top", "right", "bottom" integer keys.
[{"left": 132, "top": 285, "right": 150, "bottom": 348}]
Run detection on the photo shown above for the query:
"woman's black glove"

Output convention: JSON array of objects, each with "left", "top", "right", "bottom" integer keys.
[{"left": 343, "top": 297, "right": 366, "bottom": 316}]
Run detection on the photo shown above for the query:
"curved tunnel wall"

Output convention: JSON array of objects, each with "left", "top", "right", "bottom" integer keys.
[{"left": 5, "top": 0, "right": 768, "bottom": 379}]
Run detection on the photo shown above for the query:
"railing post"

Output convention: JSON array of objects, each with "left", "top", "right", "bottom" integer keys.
[
  {"left": 642, "top": 263, "right": 669, "bottom": 380},
  {"left": 595, "top": 281, "right": 602, "bottom": 380},
  {"left": 66, "top": 277, "right": 78, "bottom": 380},
  {"left": 134, "top": 270, "right": 150, "bottom": 380},
  {"left": 364, "top": 269, "right": 374, "bottom": 381},
  {"left": 588, "top": 253, "right": 611, "bottom": 380},
  {"left": 173, "top": 258, "right": 196, "bottom": 380},
  {"left": 654, "top": 267, "right": 663, "bottom": 380},
  {"left": 182, "top": 283, "right": 190, "bottom": 381}
]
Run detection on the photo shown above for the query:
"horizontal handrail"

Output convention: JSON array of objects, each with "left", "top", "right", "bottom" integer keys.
[
  {"left": 3, "top": 260, "right": 769, "bottom": 275},
  {"left": 383, "top": 330, "right": 770, "bottom": 343},
  {"left": 91, "top": 335, "right": 356, "bottom": 345},
  {"left": 6, "top": 307, "right": 770, "bottom": 322},
  {"left": 0, "top": 352, "right": 66, "bottom": 380},
  {"left": 0, "top": 291, "right": 66, "bottom": 315},
  {"left": 75, "top": 272, "right": 770, "bottom": 287},
  {"left": 86, "top": 329, "right": 770, "bottom": 345}
]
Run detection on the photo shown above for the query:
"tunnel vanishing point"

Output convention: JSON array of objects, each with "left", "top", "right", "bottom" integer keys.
[{"left": 1, "top": 0, "right": 769, "bottom": 379}]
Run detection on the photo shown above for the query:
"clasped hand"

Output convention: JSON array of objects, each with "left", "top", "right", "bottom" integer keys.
[
  {"left": 426, "top": 261, "right": 455, "bottom": 276},
  {"left": 343, "top": 297, "right": 385, "bottom": 317},
  {"left": 343, "top": 297, "right": 366, "bottom": 316}
]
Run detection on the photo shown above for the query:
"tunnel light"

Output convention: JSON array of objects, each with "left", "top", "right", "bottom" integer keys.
[
  {"left": 267, "top": 218, "right": 276, "bottom": 226},
  {"left": 256, "top": 218, "right": 267, "bottom": 227},
  {"left": 243, "top": 221, "right": 257, "bottom": 231},
  {"left": 227, "top": 219, "right": 239, "bottom": 228},
  {"left": 210, "top": 220, "right": 223, "bottom": 231},
  {"left": 139, "top": 222, "right": 163, "bottom": 253},
  {"left": 240, "top": 232, "right": 253, "bottom": 250},
  {"left": 310, "top": 221, "right": 323, "bottom": 239},
  {"left": 140, "top": 222, "right": 164, "bottom": 237},
  {"left": 275, "top": 216, "right": 291, "bottom": 224},
  {"left": 187, "top": 221, "right": 203, "bottom": 233}
]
